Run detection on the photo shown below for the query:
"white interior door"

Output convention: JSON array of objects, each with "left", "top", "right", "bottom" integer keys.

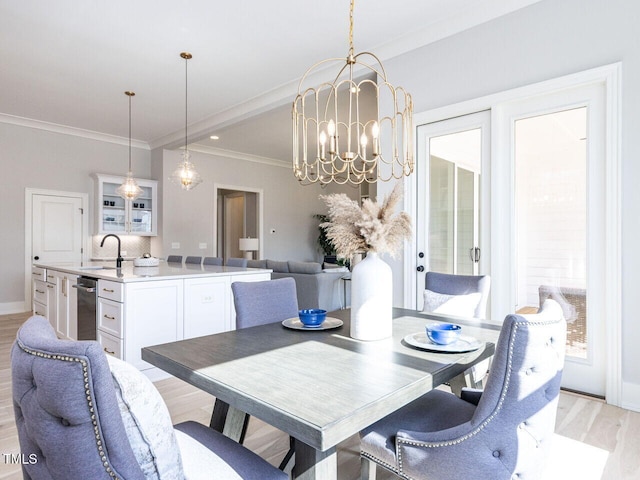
[
  {"left": 415, "top": 111, "right": 490, "bottom": 309},
  {"left": 32, "top": 194, "right": 84, "bottom": 264},
  {"left": 494, "top": 83, "right": 606, "bottom": 396}
]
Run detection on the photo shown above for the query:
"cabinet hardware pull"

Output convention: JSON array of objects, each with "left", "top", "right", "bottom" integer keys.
[
  {"left": 103, "top": 288, "right": 115, "bottom": 293},
  {"left": 47, "top": 285, "right": 54, "bottom": 289},
  {"left": 35, "top": 289, "right": 45, "bottom": 294},
  {"left": 103, "top": 347, "right": 116, "bottom": 355},
  {"left": 33, "top": 272, "right": 42, "bottom": 276},
  {"left": 104, "top": 314, "right": 115, "bottom": 320},
  {"left": 47, "top": 275, "right": 54, "bottom": 279}
]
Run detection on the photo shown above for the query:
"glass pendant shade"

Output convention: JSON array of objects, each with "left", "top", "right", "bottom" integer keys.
[
  {"left": 116, "top": 172, "right": 143, "bottom": 200},
  {"left": 118, "top": 91, "right": 143, "bottom": 201},
  {"left": 169, "top": 150, "right": 202, "bottom": 191},
  {"left": 169, "top": 51, "right": 202, "bottom": 191}
]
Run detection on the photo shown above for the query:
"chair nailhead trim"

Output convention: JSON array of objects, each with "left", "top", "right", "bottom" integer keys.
[
  {"left": 17, "top": 341, "right": 121, "bottom": 480},
  {"left": 395, "top": 318, "right": 562, "bottom": 478}
]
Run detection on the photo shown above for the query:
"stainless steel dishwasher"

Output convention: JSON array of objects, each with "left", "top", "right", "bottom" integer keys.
[{"left": 73, "top": 276, "right": 97, "bottom": 341}]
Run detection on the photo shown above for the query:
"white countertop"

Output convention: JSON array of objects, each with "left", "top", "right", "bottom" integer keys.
[{"left": 34, "top": 261, "right": 272, "bottom": 283}]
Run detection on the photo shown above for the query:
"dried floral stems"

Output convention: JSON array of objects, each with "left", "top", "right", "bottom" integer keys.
[{"left": 320, "top": 182, "right": 412, "bottom": 260}]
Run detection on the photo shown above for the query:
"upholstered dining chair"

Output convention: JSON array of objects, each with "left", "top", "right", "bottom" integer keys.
[
  {"left": 232, "top": 277, "right": 299, "bottom": 328},
  {"left": 359, "top": 299, "right": 566, "bottom": 480},
  {"left": 226, "top": 257, "right": 248, "bottom": 268},
  {"left": 166, "top": 255, "right": 183, "bottom": 264},
  {"left": 203, "top": 256, "right": 224, "bottom": 266},
  {"left": 230, "top": 277, "right": 299, "bottom": 470},
  {"left": 423, "top": 271, "right": 491, "bottom": 319},
  {"left": 11, "top": 315, "right": 287, "bottom": 480},
  {"left": 423, "top": 271, "right": 492, "bottom": 390},
  {"left": 185, "top": 255, "right": 203, "bottom": 265}
]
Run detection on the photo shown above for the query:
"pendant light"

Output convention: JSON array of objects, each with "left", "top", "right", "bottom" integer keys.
[
  {"left": 169, "top": 52, "right": 202, "bottom": 190},
  {"left": 292, "top": 0, "right": 414, "bottom": 185},
  {"left": 116, "top": 91, "right": 144, "bottom": 200}
]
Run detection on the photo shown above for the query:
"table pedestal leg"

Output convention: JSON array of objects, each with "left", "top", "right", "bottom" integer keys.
[
  {"left": 209, "top": 398, "right": 249, "bottom": 443},
  {"left": 293, "top": 440, "right": 337, "bottom": 480}
]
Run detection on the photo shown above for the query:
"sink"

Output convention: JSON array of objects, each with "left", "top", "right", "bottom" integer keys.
[{"left": 78, "top": 266, "right": 116, "bottom": 270}]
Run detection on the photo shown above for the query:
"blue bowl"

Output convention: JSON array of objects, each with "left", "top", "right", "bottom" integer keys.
[
  {"left": 299, "top": 309, "right": 327, "bottom": 327},
  {"left": 426, "top": 323, "right": 462, "bottom": 345}
]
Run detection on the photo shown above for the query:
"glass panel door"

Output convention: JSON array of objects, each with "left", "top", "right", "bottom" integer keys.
[
  {"left": 494, "top": 82, "right": 607, "bottom": 396},
  {"left": 415, "top": 111, "right": 489, "bottom": 310},
  {"left": 514, "top": 107, "right": 588, "bottom": 359}
]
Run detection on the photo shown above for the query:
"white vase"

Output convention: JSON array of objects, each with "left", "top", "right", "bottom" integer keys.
[{"left": 350, "top": 252, "right": 393, "bottom": 341}]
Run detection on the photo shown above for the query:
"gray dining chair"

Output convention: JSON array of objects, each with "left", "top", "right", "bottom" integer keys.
[
  {"left": 203, "top": 256, "right": 223, "bottom": 266},
  {"left": 166, "top": 255, "right": 183, "bottom": 264},
  {"left": 229, "top": 277, "right": 299, "bottom": 470},
  {"left": 185, "top": 255, "right": 202, "bottom": 265},
  {"left": 424, "top": 271, "right": 491, "bottom": 390},
  {"left": 11, "top": 315, "right": 287, "bottom": 480},
  {"left": 424, "top": 271, "right": 491, "bottom": 319},
  {"left": 359, "top": 299, "right": 566, "bottom": 480},
  {"left": 226, "top": 257, "right": 248, "bottom": 268}
]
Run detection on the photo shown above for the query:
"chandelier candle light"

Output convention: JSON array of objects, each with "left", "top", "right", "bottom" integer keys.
[
  {"left": 116, "top": 91, "right": 144, "bottom": 201},
  {"left": 292, "top": 0, "right": 414, "bottom": 185},
  {"left": 169, "top": 52, "right": 202, "bottom": 191}
]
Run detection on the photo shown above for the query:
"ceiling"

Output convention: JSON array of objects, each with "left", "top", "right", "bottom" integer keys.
[{"left": 0, "top": 0, "right": 541, "bottom": 164}]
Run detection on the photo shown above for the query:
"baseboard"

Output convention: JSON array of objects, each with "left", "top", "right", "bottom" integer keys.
[
  {"left": 0, "top": 301, "right": 29, "bottom": 315},
  {"left": 621, "top": 381, "right": 640, "bottom": 413}
]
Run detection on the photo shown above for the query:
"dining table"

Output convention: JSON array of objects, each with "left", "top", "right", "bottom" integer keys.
[{"left": 142, "top": 307, "right": 500, "bottom": 480}]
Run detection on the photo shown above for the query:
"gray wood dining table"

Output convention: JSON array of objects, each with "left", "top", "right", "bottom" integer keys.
[{"left": 142, "top": 307, "right": 499, "bottom": 480}]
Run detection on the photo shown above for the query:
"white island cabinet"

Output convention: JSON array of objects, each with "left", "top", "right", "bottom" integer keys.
[{"left": 35, "top": 262, "right": 271, "bottom": 379}]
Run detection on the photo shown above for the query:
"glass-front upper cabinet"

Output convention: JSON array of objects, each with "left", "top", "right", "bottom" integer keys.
[{"left": 94, "top": 174, "right": 158, "bottom": 236}]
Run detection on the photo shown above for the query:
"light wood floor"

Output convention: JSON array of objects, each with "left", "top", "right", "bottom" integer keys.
[{"left": 1, "top": 312, "right": 639, "bottom": 479}]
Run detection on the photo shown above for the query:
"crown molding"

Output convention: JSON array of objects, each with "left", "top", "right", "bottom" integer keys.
[
  {"left": 189, "top": 144, "right": 289, "bottom": 169},
  {"left": 0, "top": 112, "right": 150, "bottom": 150}
]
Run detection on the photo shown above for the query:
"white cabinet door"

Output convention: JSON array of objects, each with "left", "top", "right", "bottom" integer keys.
[
  {"left": 183, "top": 277, "right": 231, "bottom": 339},
  {"left": 124, "top": 279, "right": 183, "bottom": 370},
  {"left": 47, "top": 270, "right": 77, "bottom": 340}
]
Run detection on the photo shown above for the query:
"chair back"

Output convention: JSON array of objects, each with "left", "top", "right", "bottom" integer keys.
[
  {"left": 425, "top": 271, "right": 490, "bottom": 318},
  {"left": 203, "top": 256, "right": 223, "bottom": 266},
  {"left": 167, "top": 255, "right": 183, "bottom": 264},
  {"left": 232, "top": 278, "right": 299, "bottom": 328},
  {"left": 227, "top": 257, "right": 248, "bottom": 268},
  {"left": 185, "top": 256, "right": 202, "bottom": 265},
  {"left": 467, "top": 300, "right": 566, "bottom": 478},
  {"left": 11, "top": 316, "right": 144, "bottom": 479}
]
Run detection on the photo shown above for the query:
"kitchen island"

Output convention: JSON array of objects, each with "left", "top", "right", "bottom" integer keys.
[{"left": 32, "top": 261, "right": 271, "bottom": 378}]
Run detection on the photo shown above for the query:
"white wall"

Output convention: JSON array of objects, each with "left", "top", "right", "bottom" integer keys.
[
  {"left": 159, "top": 149, "right": 354, "bottom": 263},
  {"left": 0, "top": 122, "right": 151, "bottom": 309},
  {"left": 384, "top": 0, "right": 640, "bottom": 406}
]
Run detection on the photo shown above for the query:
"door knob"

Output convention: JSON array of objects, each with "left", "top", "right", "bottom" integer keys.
[
  {"left": 33, "top": 255, "right": 40, "bottom": 260},
  {"left": 418, "top": 252, "right": 425, "bottom": 258},
  {"left": 416, "top": 265, "right": 424, "bottom": 272}
]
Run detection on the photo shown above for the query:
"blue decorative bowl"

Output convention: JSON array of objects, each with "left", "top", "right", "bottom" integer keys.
[
  {"left": 299, "top": 309, "right": 327, "bottom": 327},
  {"left": 426, "top": 323, "right": 462, "bottom": 345}
]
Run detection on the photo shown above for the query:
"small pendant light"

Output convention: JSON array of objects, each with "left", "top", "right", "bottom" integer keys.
[
  {"left": 116, "top": 91, "right": 143, "bottom": 200},
  {"left": 169, "top": 52, "right": 202, "bottom": 190}
]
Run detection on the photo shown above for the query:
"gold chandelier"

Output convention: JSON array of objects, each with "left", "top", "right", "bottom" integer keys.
[
  {"left": 116, "top": 91, "right": 144, "bottom": 200},
  {"left": 169, "top": 52, "right": 203, "bottom": 191},
  {"left": 292, "top": 0, "right": 414, "bottom": 186}
]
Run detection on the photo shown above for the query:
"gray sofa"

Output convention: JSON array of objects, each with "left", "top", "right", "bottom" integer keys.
[{"left": 247, "top": 259, "right": 347, "bottom": 311}]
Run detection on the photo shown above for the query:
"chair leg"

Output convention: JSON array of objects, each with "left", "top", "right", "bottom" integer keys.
[{"left": 361, "top": 456, "right": 377, "bottom": 480}]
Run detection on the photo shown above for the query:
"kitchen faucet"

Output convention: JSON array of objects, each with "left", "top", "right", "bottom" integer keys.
[{"left": 100, "top": 234, "right": 123, "bottom": 268}]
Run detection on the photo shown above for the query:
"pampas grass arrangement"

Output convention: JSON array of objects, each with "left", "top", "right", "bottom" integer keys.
[{"left": 320, "top": 182, "right": 412, "bottom": 260}]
